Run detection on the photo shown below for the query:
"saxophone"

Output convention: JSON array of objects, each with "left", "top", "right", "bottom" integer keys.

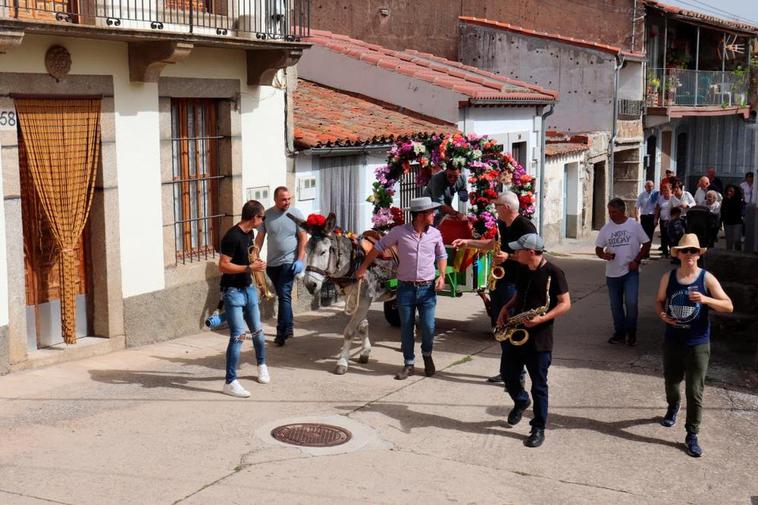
[
  {"left": 248, "top": 244, "right": 274, "bottom": 300},
  {"left": 493, "top": 277, "right": 551, "bottom": 345},
  {"left": 487, "top": 226, "right": 506, "bottom": 290}
]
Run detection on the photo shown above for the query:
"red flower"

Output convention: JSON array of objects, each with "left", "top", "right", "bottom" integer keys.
[
  {"left": 389, "top": 206, "right": 405, "bottom": 226},
  {"left": 306, "top": 214, "right": 327, "bottom": 228},
  {"left": 484, "top": 227, "right": 497, "bottom": 239}
]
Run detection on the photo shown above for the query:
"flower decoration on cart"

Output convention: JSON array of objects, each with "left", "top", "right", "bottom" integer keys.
[{"left": 368, "top": 133, "right": 536, "bottom": 238}]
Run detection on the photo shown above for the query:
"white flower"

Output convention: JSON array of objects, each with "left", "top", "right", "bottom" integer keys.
[{"left": 472, "top": 149, "right": 482, "bottom": 159}]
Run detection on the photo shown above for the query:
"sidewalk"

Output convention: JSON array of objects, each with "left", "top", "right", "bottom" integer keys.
[{"left": 0, "top": 254, "right": 756, "bottom": 505}]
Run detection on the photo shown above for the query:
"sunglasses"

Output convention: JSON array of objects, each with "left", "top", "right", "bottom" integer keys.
[{"left": 678, "top": 247, "right": 700, "bottom": 255}]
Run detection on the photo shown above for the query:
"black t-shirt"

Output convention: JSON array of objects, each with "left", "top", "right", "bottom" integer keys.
[
  {"left": 497, "top": 215, "right": 537, "bottom": 285},
  {"left": 510, "top": 260, "right": 569, "bottom": 352},
  {"left": 220, "top": 225, "right": 254, "bottom": 288}
]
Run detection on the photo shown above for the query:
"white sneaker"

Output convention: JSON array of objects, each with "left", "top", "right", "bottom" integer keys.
[
  {"left": 257, "top": 364, "right": 270, "bottom": 384},
  {"left": 222, "top": 379, "right": 250, "bottom": 398}
]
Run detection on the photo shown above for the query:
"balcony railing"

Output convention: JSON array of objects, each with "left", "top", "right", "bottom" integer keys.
[
  {"left": 1, "top": 0, "right": 310, "bottom": 40},
  {"left": 617, "top": 99, "right": 643, "bottom": 119},
  {"left": 645, "top": 68, "right": 749, "bottom": 108}
]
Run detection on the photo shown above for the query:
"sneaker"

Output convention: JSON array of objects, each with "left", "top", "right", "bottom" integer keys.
[
  {"left": 257, "top": 364, "right": 270, "bottom": 384},
  {"left": 274, "top": 335, "right": 286, "bottom": 347},
  {"left": 660, "top": 403, "right": 679, "bottom": 427},
  {"left": 685, "top": 432, "right": 703, "bottom": 457},
  {"left": 608, "top": 334, "right": 625, "bottom": 344},
  {"left": 507, "top": 398, "right": 532, "bottom": 426},
  {"left": 394, "top": 365, "right": 415, "bottom": 380},
  {"left": 222, "top": 380, "right": 250, "bottom": 398},
  {"left": 524, "top": 428, "right": 545, "bottom": 448},
  {"left": 486, "top": 373, "right": 504, "bottom": 383},
  {"left": 626, "top": 331, "right": 637, "bottom": 347}
]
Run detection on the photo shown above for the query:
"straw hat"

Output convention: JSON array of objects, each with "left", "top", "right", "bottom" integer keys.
[{"left": 671, "top": 233, "right": 707, "bottom": 257}]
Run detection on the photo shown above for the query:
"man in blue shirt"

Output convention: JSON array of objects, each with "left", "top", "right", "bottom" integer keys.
[
  {"left": 636, "top": 180, "right": 658, "bottom": 242},
  {"left": 424, "top": 166, "right": 468, "bottom": 225}
]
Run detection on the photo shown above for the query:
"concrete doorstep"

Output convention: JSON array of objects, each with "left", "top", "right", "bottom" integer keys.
[{"left": 0, "top": 254, "right": 756, "bottom": 505}]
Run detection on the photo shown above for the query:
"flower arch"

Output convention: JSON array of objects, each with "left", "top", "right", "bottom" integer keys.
[{"left": 368, "top": 133, "right": 536, "bottom": 238}]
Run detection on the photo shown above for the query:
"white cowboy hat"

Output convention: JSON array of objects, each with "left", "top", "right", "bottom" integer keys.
[
  {"left": 671, "top": 233, "right": 707, "bottom": 257},
  {"left": 406, "top": 196, "right": 442, "bottom": 212}
]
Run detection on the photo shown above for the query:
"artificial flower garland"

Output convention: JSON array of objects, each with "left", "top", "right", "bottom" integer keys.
[{"left": 368, "top": 133, "right": 536, "bottom": 238}]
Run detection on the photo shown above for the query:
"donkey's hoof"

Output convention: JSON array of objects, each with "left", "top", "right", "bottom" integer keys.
[
  {"left": 334, "top": 365, "right": 348, "bottom": 375},
  {"left": 358, "top": 354, "right": 370, "bottom": 364}
]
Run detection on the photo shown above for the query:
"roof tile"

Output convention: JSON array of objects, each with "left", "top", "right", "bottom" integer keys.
[
  {"left": 306, "top": 28, "right": 557, "bottom": 103},
  {"left": 294, "top": 79, "right": 458, "bottom": 149}
]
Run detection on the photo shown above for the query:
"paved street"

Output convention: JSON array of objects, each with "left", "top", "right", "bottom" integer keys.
[{"left": 1, "top": 254, "right": 756, "bottom": 505}]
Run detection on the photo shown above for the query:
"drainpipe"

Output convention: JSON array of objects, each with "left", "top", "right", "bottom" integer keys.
[
  {"left": 609, "top": 53, "right": 625, "bottom": 199},
  {"left": 538, "top": 103, "right": 555, "bottom": 235}
]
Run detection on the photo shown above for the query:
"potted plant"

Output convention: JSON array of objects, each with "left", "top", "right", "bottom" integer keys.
[{"left": 646, "top": 71, "right": 661, "bottom": 106}]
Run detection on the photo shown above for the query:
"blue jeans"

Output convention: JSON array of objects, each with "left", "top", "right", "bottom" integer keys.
[
  {"left": 396, "top": 282, "right": 437, "bottom": 365},
  {"left": 503, "top": 346, "right": 552, "bottom": 429},
  {"left": 224, "top": 286, "right": 265, "bottom": 383},
  {"left": 266, "top": 264, "right": 295, "bottom": 338},
  {"left": 606, "top": 270, "right": 639, "bottom": 337}
]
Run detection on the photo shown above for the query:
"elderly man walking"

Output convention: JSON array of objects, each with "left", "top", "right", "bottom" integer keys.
[
  {"left": 636, "top": 180, "right": 659, "bottom": 242},
  {"left": 596, "top": 198, "right": 651, "bottom": 346},
  {"left": 356, "top": 197, "right": 448, "bottom": 380}
]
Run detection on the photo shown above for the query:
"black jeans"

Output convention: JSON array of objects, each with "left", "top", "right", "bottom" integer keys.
[
  {"left": 640, "top": 214, "right": 656, "bottom": 242},
  {"left": 659, "top": 220, "right": 670, "bottom": 256},
  {"left": 503, "top": 345, "right": 552, "bottom": 429}
]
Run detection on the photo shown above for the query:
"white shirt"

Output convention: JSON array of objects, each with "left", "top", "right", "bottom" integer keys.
[
  {"left": 694, "top": 187, "right": 707, "bottom": 206},
  {"left": 657, "top": 195, "right": 674, "bottom": 221},
  {"left": 673, "top": 191, "right": 696, "bottom": 215},
  {"left": 595, "top": 218, "right": 651, "bottom": 278},
  {"left": 741, "top": 181, "right": 753, "bottom": 204}
]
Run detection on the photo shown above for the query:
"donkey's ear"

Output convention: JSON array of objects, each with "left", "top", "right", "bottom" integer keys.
[
  {"left": 324, "top": 212, "right": 337, "bottom": 234},
  {"left": 286, "top": 212, "right": 310, "bottom": 233}
]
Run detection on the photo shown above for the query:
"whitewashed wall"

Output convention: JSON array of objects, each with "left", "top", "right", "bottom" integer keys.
[
  {"left": 543, "top": 152, "right": 586, "bottom": 243},
  {"left": 0, "top": 144, "right": 8, "bottom": 327},
  {"left": 294, "top": 150, "right": 388, "bottom": 232},
  {"left": 2, "top": 39, "right": 287, "bottom": 298}
]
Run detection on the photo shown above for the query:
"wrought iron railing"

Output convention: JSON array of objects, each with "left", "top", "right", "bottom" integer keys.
[
  {"left": 645, "top": 68, "right": 749, "bottom": 108},
  {"left": 1, "top": 0, "right": 310, "bottom": 40},
  {"left": 617, "top": 99, "right": 643, "bottom": 119}
]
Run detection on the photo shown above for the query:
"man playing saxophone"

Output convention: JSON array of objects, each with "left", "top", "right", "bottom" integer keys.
[
  {"left": 218, "top": 200, "right": 270, "bottom": 398},
  {"left": 452, "top": 191, "right": 535, "bottom": 383},
  {"left": 496, "top": 233, "right": 570, "bottom": 448}
]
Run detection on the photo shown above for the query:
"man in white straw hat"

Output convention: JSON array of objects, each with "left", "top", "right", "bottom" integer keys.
[
  {"left": 655, "top": 233, "right": 732, "bottom": 457},
  {"left": 357, "top": 197, "right": 448, "bottom": 380}
]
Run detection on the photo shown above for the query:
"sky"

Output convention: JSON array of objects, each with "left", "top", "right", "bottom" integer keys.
[{"left": 661, "top": 0, "right": 758, "bottom": 25}]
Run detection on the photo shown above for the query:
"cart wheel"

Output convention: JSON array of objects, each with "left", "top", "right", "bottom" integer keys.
[{"left": 384, "top": 300, "right": 401, "bottom": 327}]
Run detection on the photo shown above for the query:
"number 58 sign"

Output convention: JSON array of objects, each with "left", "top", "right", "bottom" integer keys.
[{"left": 0, "top": 110, "right": 18, "bottom": 130}]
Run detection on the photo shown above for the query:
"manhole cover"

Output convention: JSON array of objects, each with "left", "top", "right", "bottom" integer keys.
[{"left": 271, "top": 423, "right": 352, "bottom": 447}]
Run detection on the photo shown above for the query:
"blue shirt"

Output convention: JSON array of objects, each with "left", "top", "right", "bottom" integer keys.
[{"left": 636, "top": 189, "right": 659, "bottom": 216}]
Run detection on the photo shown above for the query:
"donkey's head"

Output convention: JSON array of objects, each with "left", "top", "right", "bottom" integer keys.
[{"left": 287, "top": 212, "right": 337, "bottom": 294}]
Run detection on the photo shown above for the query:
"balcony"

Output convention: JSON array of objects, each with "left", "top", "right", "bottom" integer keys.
[
  {"left": 0, "top": 0, "right": 309, "bottom": 41},
  {"left": 645, "top": 68, "right": 751, "bottom": 118}
]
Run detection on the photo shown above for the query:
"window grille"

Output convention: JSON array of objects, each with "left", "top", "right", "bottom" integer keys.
[
  {"left": 171, "top": 99, "right": 225, "bottom": 263},
  {"left": 399, "top": 163, "right": 424, "bottom": 223}
]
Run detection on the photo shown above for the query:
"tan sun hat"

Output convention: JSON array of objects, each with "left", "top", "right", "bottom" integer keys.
[{"left": 671, "top": 233, "right": 707, "bottom": 257}]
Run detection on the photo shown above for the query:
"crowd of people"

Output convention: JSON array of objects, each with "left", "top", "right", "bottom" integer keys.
[
  {"left": 214, "top": 170, "right": 734, "bottom": 458},
  {"left": 639, "top": 167, "right": 755, "bottom": 255}
]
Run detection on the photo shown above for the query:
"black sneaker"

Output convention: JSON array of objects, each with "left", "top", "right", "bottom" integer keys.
[
  {"left": 507, "top": 399, "right": 532, "bottom": 426},
  {"left": 524, "top": 428, "right": 545, "bottom": 448},
  {"left": 608, "top": 334, "right": 625, "bottom": 344},
  {"left": 274, "top": 335, "right": 286, "bottom": 347},
  {"left": 660, "top": 403, "right": 679, "bottom": 427},
  {"left": 487, "top": 373, "right": 503, "bottom": 383},
  {"left": 685, "top": 432, "right": 703, "bottom": 457},
  {"left": 626, "top": 331, "right": 637, "bottom": 347}
]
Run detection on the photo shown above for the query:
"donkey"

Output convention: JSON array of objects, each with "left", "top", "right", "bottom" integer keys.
[{"left": 287, "top": 213, "right": 396, "bottom": 375}]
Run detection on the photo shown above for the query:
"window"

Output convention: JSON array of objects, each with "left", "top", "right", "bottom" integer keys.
[
  {"left": 511, "top": 141, "right": 527, "bottom": 168},
  {"left": 399, "top": 163, "right": 424, "bottom": 223},
  {"left": 171, "top": 99, "right": 224, "bottom": 263},
  {"left": 247, "top": 186, "right": 271, "bottom": 208}
]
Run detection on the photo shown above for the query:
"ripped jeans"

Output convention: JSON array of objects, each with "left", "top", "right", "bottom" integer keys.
[{"left": 224, "top": 285, "right": 265, "bottom": 383}]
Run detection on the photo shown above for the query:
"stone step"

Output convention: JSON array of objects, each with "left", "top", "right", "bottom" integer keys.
[{"left": 704, "top": 250, "right": 758, "bottom": 285}]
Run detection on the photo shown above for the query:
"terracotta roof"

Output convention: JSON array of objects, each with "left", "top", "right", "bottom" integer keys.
[
  {"left": 545, "top": 143, "right": 589, "bottom": 158},
  {"left": 459, "top": 17, "right": 646, "bottom": 60},
  {"left": 293, "top": 79, "right": 458, "bottom": 149},
  {"left": 305, "top": 29, "right": 558, "bottom": 104},
  {"left": 644, "top": 1, "right": 758, "bottom": 34}
]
